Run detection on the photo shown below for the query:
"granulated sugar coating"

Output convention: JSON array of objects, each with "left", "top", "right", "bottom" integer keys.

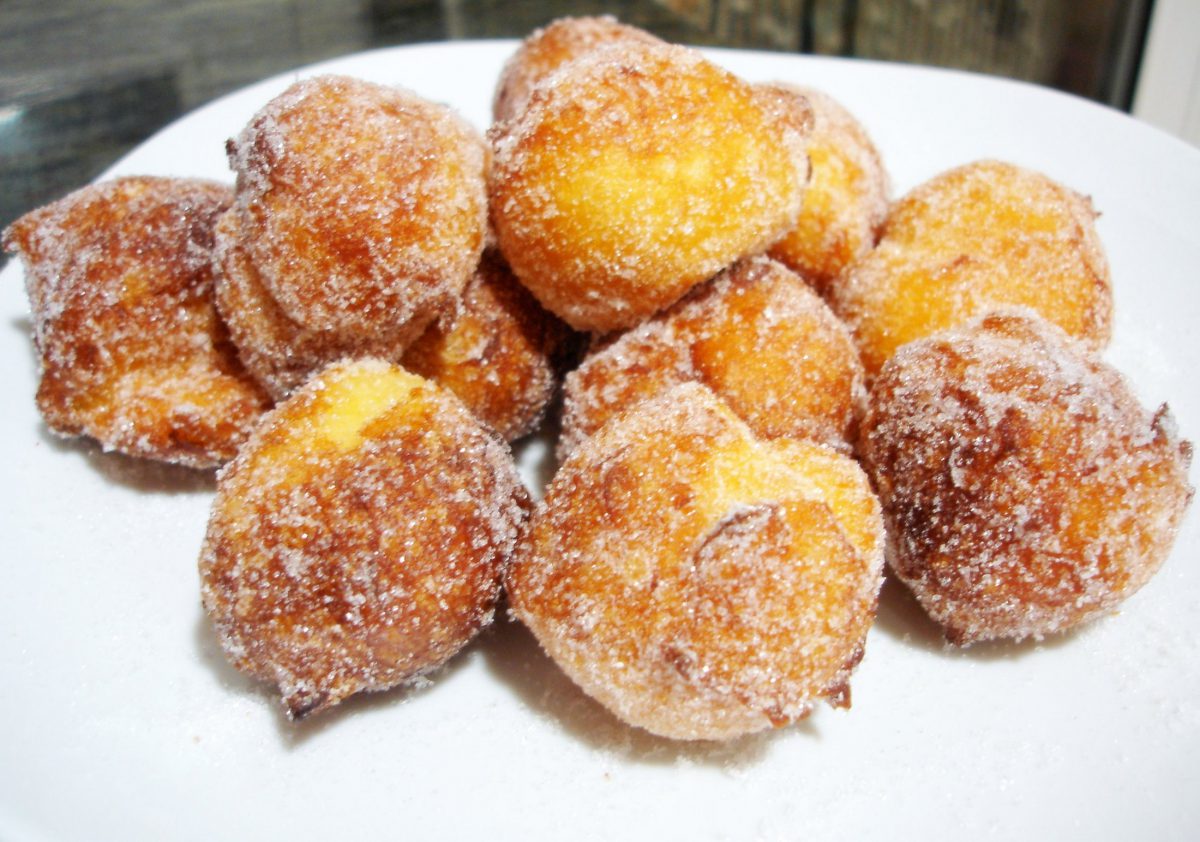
[
  {"left": 213, "top": 212, "right": 421, "bottom": 400},
  {"left": 508, "top": 382, "right": 884, "bottom": 741},
  {"left": 217, "top": 74, "right": 487, "bottom": 388},
  {"left": 492, "top": 15, "right": 663, "bottom": 123},
  {"left": 199, "top": 359, "right": 530, "bottom": 718},
  {"left": 3, "top": 176, "right": 272, "bottom": 468},
  {"left": 830, "top": 159, "right": 1112, "bottom": 377},
  {"left": 402, "top": 247, "right": 577, "bottom": 442},
  {"left": 558, "top": 256, "right": 865, "bottom": 460},
  {"left": 858, "top": 310, "right": 1193, "bottom": 645},
  {"left": 489, "top": 40, "right": 809, "bottom": 332},
  {"left": 763, "top": 84, "right": 889, "bottom": 297}
]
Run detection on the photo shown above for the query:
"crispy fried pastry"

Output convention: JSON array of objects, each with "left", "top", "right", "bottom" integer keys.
[
  {"left": 559, "top": 256, "right": 864, "bottom": 459},
  {"left": 858, "top": 310, "right": 1192, "bottom": 644},
  {"left": 199, "top": 359, "right": 530, "bottom": 718},
  {"left": 763, "top": 84, "right": 888, "bottom": 297},
  {"left": 4, "top": 176, "right": 271, "bottom": 467},
  {"left": 490, "top": 41, "right": 808, "bottom": 332},
  {"left": 508, "top": 382, "right": 883, "bottom": 740},
  {"left": 216, "top": 75, "right": 487, "bottom": 395},
  {"left": 492, "top": 15, "right": 663, "bottom": 123},
  {"left": 830, "top": 160, "right": 1111, "bottom": 376},
  {"left": 402, "top": 248, "right": 576, "bottom": 441}
]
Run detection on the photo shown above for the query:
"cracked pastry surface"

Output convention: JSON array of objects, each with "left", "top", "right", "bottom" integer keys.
[
  {"left": 508, "top": 382, "right": 883, "bottom": 741},
  {"left": 558, "top": 256, "right": 864, "bottom": 460},
  {"left": 199, "top": 359, "right": 530, "bottom": 718},
  {"left": 3, "top": 175, "right": 271, "bottom": 468}
]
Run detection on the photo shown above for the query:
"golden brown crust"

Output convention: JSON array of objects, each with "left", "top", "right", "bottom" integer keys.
[
  {"left": 199, "top": 359, "right": 530, "bottom": 718},
  {"left": 217, "top": 75, "right": 487, "bottom": 390},
  {"left": 763, "top": 84, "right": 889, "bottom": 296},
  {"left": 492, "top": 15, "right": 663, "bottom": 123},
  {"left": 858, "top": 310, "right": 1193, "bottom": 644},
  {"left": 558, "top": 256, "right": 865, "bottom": 460},
  {"left": 489, "top": 41, "right": 808, "bottom": 332},
  {"left": 212, "top": 211, "right": 415, "bottom": 400},
  {"left": 509, "top": 382, "right": 883, "bottom": 740},
  {"left": 401, "top": 248, "right": 577, "bottom": 441},
  {"left": 829, "top": 160, "right": 1112, "bottom": 377},
  {"left": 3, "top": 176, "right": 271, "bottom": 468}
]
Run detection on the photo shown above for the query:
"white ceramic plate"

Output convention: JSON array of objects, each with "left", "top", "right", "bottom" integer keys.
[{"left": 2, "top": 42, "right": 1198, "bottom": 842}]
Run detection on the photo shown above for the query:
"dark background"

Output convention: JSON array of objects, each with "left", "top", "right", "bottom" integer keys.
[{"left": 0, "top": 0, "right": 1152, "bottom": 232}]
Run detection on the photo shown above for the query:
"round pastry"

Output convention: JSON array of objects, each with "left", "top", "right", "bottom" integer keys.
[
  {"left": 3, "top": 176, "right": 271, "bottom": 468},
  {"left": 492, "top": 15, "right": 663, "bottom": 123},
  {"left": 763, "top": 83, "right": 889, "bottom": 297},
  {"left": 829, "top": 159, "right": 1112, "bottom": 377},
  {"left": 217, "top": 74, "right": 487, "bottom": 390},
  {"left": 508, "top": 382, "right": 884, "bottom": 741},
  {"left": 199, "top": 358, "right": 530, "bottom": 718},
  {"left": 489, "top": 40, "right": 809, "bottom": 332},
  {"left": 858, "top": 310, "right": 1193, "bottom": 645},
  {"left": 558, "top": 256, "right": 864, "bottom": 459},
  {"left": 214, "top": 212, "right": 421, "bottom": 400},
  {"left": 401, "top": 248, "right": 577, "bottom": 441}
]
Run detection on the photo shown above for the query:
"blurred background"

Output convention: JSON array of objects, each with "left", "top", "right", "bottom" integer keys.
[{"left": 1, "top": 0, "right": 1195, "bottom": 232}]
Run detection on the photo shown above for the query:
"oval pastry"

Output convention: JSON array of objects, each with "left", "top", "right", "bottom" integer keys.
[
  {"left": 763, "top": 83, "right": 889, "bottom": 297},
  {"left": 199, "top": 359, "right": 530, "bottom": 718},
  {"left": 490, "top": 41, "right": 808, "bottom": 332},
  {"left": 402, "top": 248, "right": 577, "bottom": 442},
  {"left": 830, "top": 159, "right": 1112, "bottom": 377},
  {"left": 559, "top": 256, "right": 864, "bottom": 460},
  {"left": 216, "top": 74, "right": 488, "bottom": 395},
  {"left": 492, "top": 15, "right": 663, "bottom": 123},
  {"left": 509, "top": 382, "right": 883, "bottom": 740},
  {"left": 858, "top": 310, "right": 1192, "bottom": 644},
  {"left": 3, "top": 176, "right": 271, "bottom": 468}
]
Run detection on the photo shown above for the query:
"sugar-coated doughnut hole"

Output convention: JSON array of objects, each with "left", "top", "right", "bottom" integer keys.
[
  {"left": 219, "top": 74, "right": 486, "bottom": 364},
  {"left": 830, "top": 159, "right": 1112, "bottom": 377},
  {"left": 762, "top": 84, "right": 889, "bottom": 297},
  {"left": 492, "top": 15, "right": 663, "bottom": 123},
  {"left": 858, "top": 310, "right": 1192, "bottom": 645},
  {"left": 508, "top": 382, "right": 883, "bottom": 740},
  {"left": 401, "top": 248, "right": 577, "bottom": 442},
  {"left": 212, "top": 211, "right": 416, "bottom": 400},
  {"left": 559, "top": 256, "right": 864, "bottom": 460},
  {"left": 489, "top": 40, "right": 808, "bottom": 332},
  {"left": 8, "top": 13, "right": 1188, "bottom": 746},
  {"left": 199, "top": 359, "right": 530, "bottom": 718},
  {"left": 3, "top": 176, "right": 272, "bottom": 468}
]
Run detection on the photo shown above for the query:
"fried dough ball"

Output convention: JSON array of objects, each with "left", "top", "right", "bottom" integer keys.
[
  {"left": 762, "top": 84, "right": 889, "bottom": 296},
  {"left": 858, "top": 310, "right": 1193, "bottom": 645},
  {"left": 558, "top": 256, "right": 864, "bottom": 460},
  {"left": 508, "top": 382, "right": 884, "bottom": 741},
  {"left": 401, "top": 248, "right": 576, "bottom": 441},
  {"left": 214, "top": 212, "right": 420, "bottom": 400},
  {"left": 829, "top": 160, "right": 1112, "bottom": 377},
  {"left": 199, "top": 358, "right": 530, "bottom": 718},
  {"left": 216, "top": 74, "right": 487, "bottom": 391},
  {"left": 489, "top": 41, "right": 809, "bottom": 333},
  {"left": 3, "top": 176, "right": 271, "bottom": 468},
  {"left": 492, "top": 15, "right": 663, "bottom": 123}
]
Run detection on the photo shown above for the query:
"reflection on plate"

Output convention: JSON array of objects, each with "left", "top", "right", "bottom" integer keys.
[{"left": 1, "top": 41, "right": 1198, "bottom": 842}]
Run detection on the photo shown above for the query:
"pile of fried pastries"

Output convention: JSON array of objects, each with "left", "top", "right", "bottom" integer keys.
[{"left": 5, "top": 17, "right": 1192, "bottom": 742}]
